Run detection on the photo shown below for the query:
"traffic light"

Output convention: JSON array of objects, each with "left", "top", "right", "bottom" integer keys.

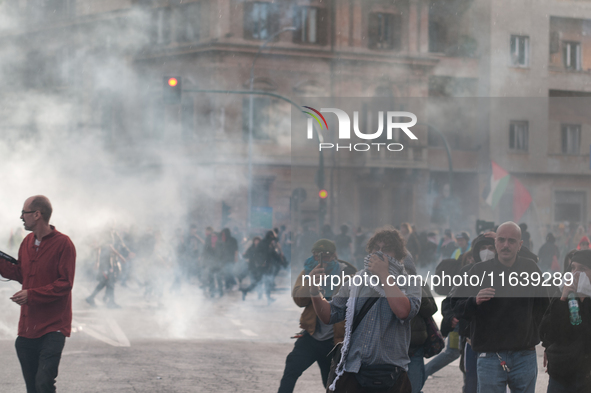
[{"left": 163, "top": 76, "right": 181, "bottom": 104}]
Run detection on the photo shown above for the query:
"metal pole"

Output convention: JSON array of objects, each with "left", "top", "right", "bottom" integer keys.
[{"left": 247, "top": 27, "right": 296, "bottom": 233}]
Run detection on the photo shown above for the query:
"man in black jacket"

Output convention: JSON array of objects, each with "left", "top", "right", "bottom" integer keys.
[
  {"left": 540, "top": 249, "right": 591, "bottom": 392},
  {"left": 452, "top": 221, "right": 549, "bottom": 393}
]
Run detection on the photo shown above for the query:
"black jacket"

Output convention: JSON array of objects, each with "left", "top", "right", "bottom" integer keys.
[
  {"left": 540, "top": 296, "right": 591, "bottom": 383},
  {"left": 451, "top": 256, "right": 549, "bottom": 352},
  {"left": 448, "top": 263, "right": 474, "bottom": 338},
  {"left": 410, "top": 285, "right": 438, "bottom": 350},
  {"left": 440, "top": 297, "right": 456, "bottom": 338}
]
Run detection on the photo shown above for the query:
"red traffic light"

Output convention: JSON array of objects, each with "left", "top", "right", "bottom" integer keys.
[
  {"left": 163, "top": 76, "right": 182, "bottom": 104},
  {"left": 319, "top": 190, "right": 328, "bottom": 199}
]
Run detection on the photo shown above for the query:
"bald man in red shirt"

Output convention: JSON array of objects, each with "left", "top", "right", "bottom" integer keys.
[{"left": 0, "top": 195, "right": 76, "bottom": 393}]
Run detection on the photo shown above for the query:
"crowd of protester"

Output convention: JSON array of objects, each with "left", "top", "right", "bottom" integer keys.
[
  {"left": 277, "top": 220, "right": 591, "bottom": 393},
  {"left": 5, "top": 217, "right": 591, "bottom": 392}
]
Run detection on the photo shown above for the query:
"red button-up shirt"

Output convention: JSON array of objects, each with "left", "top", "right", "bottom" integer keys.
[{"left": 0, "top": 226, "right": 76, "bottom": 338}]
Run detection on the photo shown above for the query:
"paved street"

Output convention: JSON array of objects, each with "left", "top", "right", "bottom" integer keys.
[{"left": 0, "top": 276, "right": 548, "bottom": 392}]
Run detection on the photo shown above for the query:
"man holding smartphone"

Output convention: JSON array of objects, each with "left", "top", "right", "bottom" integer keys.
[{"left": 277, "top": 240, "right": 356, "bottom": 393}]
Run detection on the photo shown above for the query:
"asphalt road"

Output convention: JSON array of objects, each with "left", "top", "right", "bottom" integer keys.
[{"left": 0, "top": 275, "right": 549, "bottom": 392}]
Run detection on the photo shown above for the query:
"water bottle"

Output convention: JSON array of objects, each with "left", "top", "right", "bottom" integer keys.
[{"left": 568, "top": 292, "right": 582, "bottom": 326}]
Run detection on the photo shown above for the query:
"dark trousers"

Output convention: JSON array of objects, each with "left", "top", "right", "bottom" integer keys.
[
  {"left": 15, "top": 332, "right": 66, "bottom": 393},
  {"left": 330, "top": 370, "right": 412, "bottom": 393},
  {"left": 243, "top": 270, "right": 273, "bottom": 299},
  {"left": 547, "top": 374, "right": 591, "bottom": 393},
  {"left": 89, "top": 273, "right": 115, "bottom": 303},
  {"left": 278, "top": 332, "right": 334, "bottom": 393}
]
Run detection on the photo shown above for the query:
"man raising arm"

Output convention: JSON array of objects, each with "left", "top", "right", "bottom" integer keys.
[{"left": 309, "top": 227, "right": 421, "bottom": 393}]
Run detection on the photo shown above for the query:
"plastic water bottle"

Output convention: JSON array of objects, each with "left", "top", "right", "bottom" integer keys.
[{"left": 568, "top": 292, "right": 582, "bottom": 326}]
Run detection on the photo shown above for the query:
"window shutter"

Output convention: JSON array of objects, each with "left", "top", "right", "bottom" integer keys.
[
  {"left": 392, "top": 14, "right": 402, "bottom": 51},
  {"left": 269, "top": 3, "right": 281, "bottom": 40},
  {"left": 243, "top": 2, "right": 255, "bottom": 39},
  {"left": 317, "top": 7, "right": 328, "bottom": 46},
  {"left": 509, "top": 123, "right": 515, "bottom": 149},
  {"left": 292, "top": 6, "right": 303, "bottom": 43},
  {"left": 368, "top": 13, "right": 379, "bottom": 49}
]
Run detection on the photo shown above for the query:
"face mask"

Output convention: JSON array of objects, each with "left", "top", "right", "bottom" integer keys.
[{"left": 480, "top": 249, "right": 495, "bottom": 262}]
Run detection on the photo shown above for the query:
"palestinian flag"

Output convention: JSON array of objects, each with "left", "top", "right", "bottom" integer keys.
[
  {"left": 513, "top": 177, "right": 532, "bottom": 222},
  {"left": 484, "top": 161, "right": 510, "bottom": 208}
]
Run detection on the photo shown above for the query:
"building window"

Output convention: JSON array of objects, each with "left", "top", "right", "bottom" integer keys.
[
  {"left": 555, "top": 191, "right": 586, "bottom": 224},
  {"left": 293, "top": 6, "right": 328, "bottom": 45},
  {"left": 368, "top": 13, "right": 402, "bottom": 50},
  {"left": 429, "top": 19, "right": 447, "bottom": 53},
  {"left": 151, "top": 8, "right": 172, "bottom": 45},
  {"left": 563, "top": 41, "right": 581, "bottom": 71},
  {"left": 244, "top": 2, "right": 278, "bottom": 40},
  {"left": 176, "top": 2, "right": 202, "bottom": 43},
  {"left": 561, "top": 124, "right": 581, "bottom": 154},
  {"left": 510, "top": 35, "right": 529, "bottom": 67},
  {"left": 509, "top": 121, "right": 529, "bottom": 151},
  {"left": 242, "top": 97, "right": 271, "bottom": 140}
]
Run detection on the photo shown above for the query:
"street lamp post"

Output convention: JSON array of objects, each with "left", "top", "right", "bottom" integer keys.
[{"left": 247, "top": 26, "right": 296, "bottom": 232}]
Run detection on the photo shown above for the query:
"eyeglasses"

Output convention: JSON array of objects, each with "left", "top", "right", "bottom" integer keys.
[{"left": 21, "top": 210, "right": 37, "bottom": 215}]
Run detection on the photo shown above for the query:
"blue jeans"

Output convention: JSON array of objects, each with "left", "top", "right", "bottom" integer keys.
[
  {"left": 424, "top": 335, "right": 460, "bottom": 378},
  {"left": 476, "top": 350, "right": 537, "bottom": 393},
  {"left": 407, "top": 346, "right": 425, "bottom": 393},
  {"left": 464, "top": 342, "right": 478, "bottom": 393}
]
